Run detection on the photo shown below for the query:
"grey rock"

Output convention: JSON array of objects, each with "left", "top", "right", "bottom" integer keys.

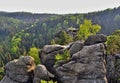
[
  {"left": 106, "top": 54, "right": 120, "bottom": 83},
  {"left": 39, "top": 44, "right": 67, "bottom": 65},
  {"left": 56, "top": 43, "right": 108, "bottom": 83},
  {"left": 0, "top": 56, "right": 35, "bottom": 83},
  {"left": 69, "top": 41, "right": 84, "bottom": 56},
  {"left": 84, "top": 34, "right": 107, "bottom": 45},
  {"left": 42, "top": 44, "right": 66, "bottom": 54},
  {"left": 0, "top": 76, "right": 19, "bottom": 83},
  {"left": 39, "top": 44, "right": 68, "bottom": 75},
  {"left": 33, "top": 65, "right": 54, "bottom": 83},
  {"left": 76, "top": 78, "right": 108, "bottom": 83},
  {"left": 66, "top": 28, "right": 78, "bottom": 37}
]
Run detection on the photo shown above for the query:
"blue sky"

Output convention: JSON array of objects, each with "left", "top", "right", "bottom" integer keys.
[{"left": 0, "top": 0, "right": 120, "bottom": 14}]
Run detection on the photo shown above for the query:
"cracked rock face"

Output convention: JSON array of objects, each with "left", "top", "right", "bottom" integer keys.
[
  {"left": 39, "top": 44, "right": 68, "bottom": 75},
  {"left": 38, "top": 34, "right": 109, "bottom": 83},
  {"left": 0, "top": 56, "right": 35, "bottom": 83},
  {"left": 39, "top": 44, "right": 67, "bottom": 65},
  {"left": 56, "top": 43, "right": 108, "bottom": 83},
  {"left": 69, "top": 41, "right": 84, "bottom": 56}
]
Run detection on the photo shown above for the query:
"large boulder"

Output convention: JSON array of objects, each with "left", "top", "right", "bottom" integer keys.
[
  {"left": 39, "top": 44, "right": 67, "bottom": 65},
  {"left": 84, "top": 34, "right": 107, "bottom": 45},
  {"left": 33, "top": 65, "right": 54, "bottom": 83},
  {"left": 42, "top": 45, "right": 66, "bottom": 54},
  {"left": 39, "top": 44, "right": 69, "bottom": 73},
  {"left": 69, "top": 41, "right": 84, "bottom": 56},
  {"left": 56, "top": 43, "right": 108, "bottom": 83},
  {"left": 0, "top": 56, "right": 35, "bottom": 83}
]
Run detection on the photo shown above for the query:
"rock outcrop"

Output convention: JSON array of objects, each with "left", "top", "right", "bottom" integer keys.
[
  {"left": 84, "top": 34, "right": 107, "bottom": 45},
  {"left": 39, "top": 45, "right": 67, "bottom": 65},
  {"left": 38, "top": 34, "right": 108, "bottom": 83},
  {"left": 1, "top": 34, "right": 120, "bottom": 83},
  {"left": 56, "top": 43, "right": 107, "bottom": 83},
  {"left": 0, "top": 56, "right": 35, "bottom": 83},
  {"left": 66, "top": 28, "right": 79, "bottom": 37},
  {"left": 0, "top": 56, "right": 53, "bottom": 83},
  {"left": 69, "top": 41, "right": 84, "bottom": 56},
  {"left": 39, "top": 44, "right": 70, "bottom": 75}
]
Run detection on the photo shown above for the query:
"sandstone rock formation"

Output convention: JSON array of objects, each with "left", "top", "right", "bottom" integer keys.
[
  {"left": 69, "top": 41, "right": 84, "bottom": 56},
  {"left": 39, "top": 45, "right": 67, "bottom": 65},
  {"left": 39, "top": 44, "right": 69, "bottom": 75},
  {"left": 84, "top": 34, "right": 107, "bottom": 45},
  {"left": 66, "top": 28, "right": 79, "bottom": 37},
  {"left": 56, "top": 43, "right": 107, "bottom": 83},
  {"left": 0, "top": 56, "right": 53, "bottom": 83},
  {"left": 1, "top": 34, "right": 120, "bottom": 83},
  {"left": 38, "top": 34, "right": 108, "bottom": 83},
  {"left": 0, "top": 56, "right": 35, "bottom": 83}
]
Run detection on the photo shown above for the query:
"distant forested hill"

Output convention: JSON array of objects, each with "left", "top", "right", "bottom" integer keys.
[
  {"left": 84, "top": 7, "right": 120, "bottom": 35},
  {"left": 0, "top": 6, "right": 120, "bottom": 66},
  {"left": 0, "top": 11, "right": 56, "bottom": 23}
]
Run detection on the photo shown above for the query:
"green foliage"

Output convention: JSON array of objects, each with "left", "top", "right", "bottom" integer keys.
[
  {"left": 55, "top": 50, "right": 70, "bottom": 64},
  {"left": 11, "top": 37, "right": 21, "bottom": 53},
  {"left": 41, "top": 80, "right": 56, "bottom": 83},
  {"left": 112, "top": 30, "right": 120, "bottom": 35},
  {"left": 119, "top": 78, "right": 120, "bottom": 80},
  {"left": 77, "top": 19, "right": 101, "bottom": 40},
  {"left": 0, "top": 68, "right": 4, "bottom": 80},
  {"left": 51, "top": 39, "right": 56, "bottom": 45},
  {"left": 106, "top": 30, "right": 120, "bottom": 54},
  {"left": 28, "top": 47, "right": 40, "bottom": 64},
  {"left": 57, "top": 31, "right": 73, "bottom": 45}
]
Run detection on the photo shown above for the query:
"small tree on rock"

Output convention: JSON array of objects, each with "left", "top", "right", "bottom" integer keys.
[{"left": 77, "top": 19, "right": 101, "bottom": 40}]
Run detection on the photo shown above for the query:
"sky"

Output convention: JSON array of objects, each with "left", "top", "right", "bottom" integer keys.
[{"left": 0, "top": 0, "right": 120, "bottom": 14}]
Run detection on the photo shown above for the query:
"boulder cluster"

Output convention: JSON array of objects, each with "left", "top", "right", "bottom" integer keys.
[{"left": 0, "top": 34, "right": 120, "bottom": 83}]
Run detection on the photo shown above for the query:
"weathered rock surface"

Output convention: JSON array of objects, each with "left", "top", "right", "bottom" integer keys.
[
  {"left": 39, "top": 44, "right": 68, "bottom": 75},
  {"left": 33, "top": 65, "right": 54, "bottom": 83},
  {"left": 106, "top": 54, "right": 120, "bottom": 83},
  {"left": 39, "top": 44, "right": 67, "bottom": 65},
  {"left": 1, "top": 34, "right": 120, "bottom": 83},
  {"left": 38, "top": 34, "right": 108, "bottom": 83},
  {"left": 84, "top": 34, "right": 107, "bottom": 45},
  {"left": 56, "top": 43, "right": 108, "bottom": 83},
  {"left": 0, "top": 56, "right": 35, "bottom": 83},
  {"left": 69, "top": 41, "right": 84, "bottom": 56}
]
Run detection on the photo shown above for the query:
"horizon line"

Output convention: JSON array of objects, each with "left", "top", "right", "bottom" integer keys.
[{"left": 0, "top": 6, "right": 119, "bottom": 15}]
